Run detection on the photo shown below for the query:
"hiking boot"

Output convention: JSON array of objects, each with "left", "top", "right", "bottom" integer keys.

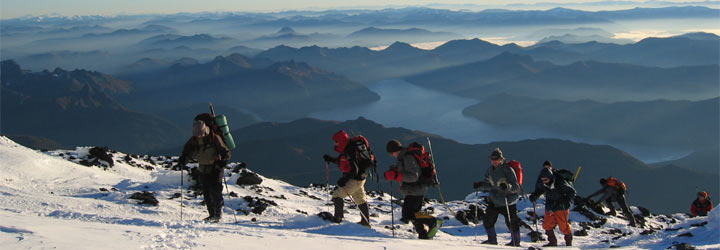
[
  {"left": 564, "top": 234, "right": 573, "bottom": 246},
  {"left": 332, "top": 197, "right": 344, "bottom": 223},
  {"left": 358, "top": 203, "right": 371, "bottom": 227},
  {"left": 545, "top": 229, "right": 558, "bottom": 246},
  {"left": 481, "top": 240, "right": 498, "bottom": 245}
]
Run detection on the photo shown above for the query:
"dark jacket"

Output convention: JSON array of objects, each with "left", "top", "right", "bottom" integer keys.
[
  {"left": 178, "top": 134, "right": 231, "bottom": 166},
  {"left": 478, "top": 161, "right": 520, "bottom": 207},
  {"left": 537, "top": 175, "right": 576, "bottom": 211},
  {"left": 394, "top": 148, "right": 429, "bottom": 196}
]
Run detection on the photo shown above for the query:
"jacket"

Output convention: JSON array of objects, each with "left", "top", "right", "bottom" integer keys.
[
  {"left": 478, "top": 161, "right": 520, "bottom": 207},
  {"left": 691, "top": 198, "right": 713, "bottom": 216},
  {"left": 178, "top": 133, "right": 231, "bottom": 166},
  {"left": 537, "top": 175, "right": 576, "bottom": 211},
  {"left": 394, "top": 148, "right": 429, "bottom": 196}
]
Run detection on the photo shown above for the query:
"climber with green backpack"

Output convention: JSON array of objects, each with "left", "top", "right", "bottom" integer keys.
[{"left": 177, "top": 105, "right": 235, "bottom": 222}]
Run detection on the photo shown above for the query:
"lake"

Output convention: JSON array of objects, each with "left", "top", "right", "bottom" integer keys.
[{"left": 309, "top": 79, "right": 691, "bottom": 163}]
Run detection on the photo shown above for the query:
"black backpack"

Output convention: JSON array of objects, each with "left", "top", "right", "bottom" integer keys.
[
  {"left": 553, "top": 169, "right": 575, "bottom": 185},
  {"left": 344, "top": 135, "right": 377, "bottom": 174}
]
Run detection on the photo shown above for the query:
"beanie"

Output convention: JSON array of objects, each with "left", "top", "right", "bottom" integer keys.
[{"left": 386, "top": 139, "right": 402, "bottom": 153}]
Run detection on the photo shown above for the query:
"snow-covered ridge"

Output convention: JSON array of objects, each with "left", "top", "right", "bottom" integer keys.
[{"left": 0, "top": 136, "right": 718, "bottom": 249}]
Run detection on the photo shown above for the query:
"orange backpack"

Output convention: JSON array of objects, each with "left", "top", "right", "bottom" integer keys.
[{"left": 607, "top": 177, "right": 627, "bottom": 192}]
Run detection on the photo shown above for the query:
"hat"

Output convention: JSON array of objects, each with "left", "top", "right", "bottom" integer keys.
[
  {"left": 489, "top": 148, "right": 504, "bottom": 160},
  {"left": 386, "top": 139, "right": 402, "bottom": 153},
  {"left": 540, "top": 168, "right": 554, "bottom": 179},
  {"left": 543, "top": 160, "right": 552, "bottom": 167},
  {"left": 194, "top": 113, "right": 214, "bottom": 126}
]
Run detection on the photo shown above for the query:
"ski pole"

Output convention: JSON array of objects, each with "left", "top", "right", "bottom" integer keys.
[
  {"left": 390, "top": 181, "right": 395, "bottom": 237},
  {"left": 474, "top": 189, "right": 479, "bottom": 241},
  {"left": 343, "top": 187, "right": 370, "bottom": 226},
  {"left": 426, "top": 137, "right": 456, "bottom": 215},
  {"left": 180, "top": 164, "right": 184, "bottom": 221},
  {"left": 222, "top": 169, "right": 238, "bottom": 223}
]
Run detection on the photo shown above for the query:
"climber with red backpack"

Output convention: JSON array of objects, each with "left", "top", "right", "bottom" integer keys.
[
  {"left": 384, "top": 139, "right": 442, "bottom": 239},
  {"left": 472, "top": 148, "right": 522, "bottom": 246},
  {"left": 322, "top": 130, "right": 376, "bottom": 227},
  {"left": 587, "top": 177, "right": 638, "bottom": 226},
  {"left": 690, "top": 191, "right": 713, "bottom": 217}
]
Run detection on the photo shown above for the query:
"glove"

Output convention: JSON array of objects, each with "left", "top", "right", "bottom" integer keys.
[
  {"left": 323, "top": 154, "right": 334, "bottom": 163},
  {"left": 529, "top": 194, "right": 538, "bottom": 203},
  {"left": 499, "top": 183, "right": 509, "bottom": 191},
  {"left": 384, "top": 168, "right": 398, "bottom": 181},
  {"left": 337, "top": 177, "right": 349, "bottom": 187},
  {"left": 473, "top": 181, "right": 483, "bottom": 189}
]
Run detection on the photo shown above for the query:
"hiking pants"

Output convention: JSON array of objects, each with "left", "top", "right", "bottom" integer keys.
[
  {"left": 332, "top": 178, "right": 367, "bottom": 205},
  {"left": 484, "top": 202, "right": 520, "bottom": 232},
  {"left": 401, "top": 195, "right": 436, "bottom": 238},
  {"left": 543, "top": 209, "right": 572, "bottom": 235},
  {"left": 606, "top": 195, "right": 637, "bottom": 225},
  {"left": 199, "top": 164, "right": 224, "bottom": 217}
]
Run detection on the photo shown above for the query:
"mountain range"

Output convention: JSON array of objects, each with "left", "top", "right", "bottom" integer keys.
[
  {"left": 407, "top": 52, "right": 719, "bottom": 102},
  {"left": 118, "top": 53, "right": 380, "bottom": 120},
  {"left": 0, "top": 60, "right": 185, "bottom": 153}
]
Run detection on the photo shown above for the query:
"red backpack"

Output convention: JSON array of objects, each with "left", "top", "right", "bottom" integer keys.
[
  {"left": 607, "top": 177, "right": 627, "bottom": 193},
  {"left": 507, "top": 160, "right": 523, "bottom": 185},
  {"left": 406, "top": 142, "right": 437, "bottom": 186}
]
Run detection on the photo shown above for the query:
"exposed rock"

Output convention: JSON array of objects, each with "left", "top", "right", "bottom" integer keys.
[
  {"left": 236, "top": 170, "right": 263, "bottom": 186},
  {"left": 129, "top": 191, "right": 159, "bottom": 206}
]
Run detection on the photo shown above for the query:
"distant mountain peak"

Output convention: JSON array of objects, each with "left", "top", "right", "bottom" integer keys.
[
  {"left": 383, "top": 41, "right": 417, "bottom": 52},
  {"left": 277, "top": 26, "right": 296, "bottom": 34}
]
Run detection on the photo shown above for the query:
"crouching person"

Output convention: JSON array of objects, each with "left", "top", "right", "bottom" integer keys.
[{"left": 530, "top": 169, "right": 576, "bottom": 246}]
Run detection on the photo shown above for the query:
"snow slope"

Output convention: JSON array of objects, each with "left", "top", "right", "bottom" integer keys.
[{"left": 1, "top": 136, "right": 718, "bottom": 249}]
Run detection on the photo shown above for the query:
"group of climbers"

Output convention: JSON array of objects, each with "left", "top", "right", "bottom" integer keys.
[{"left": 175, "top": 113, "right": 715, "bottom": 245}]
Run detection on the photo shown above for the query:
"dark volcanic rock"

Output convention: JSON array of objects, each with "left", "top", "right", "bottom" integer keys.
[{"left": 129, "top": 191, "right": 159, "bottom": 206}]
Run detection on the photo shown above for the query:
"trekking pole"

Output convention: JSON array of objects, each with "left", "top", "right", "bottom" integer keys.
[
  {"left": 474, "top": 189, "right": 479, "bottom": 241},
  {"left": 504, "top": 197, "right": 512, "bottom": 229},
  {"left": 533, "top": 201, "right": 540, "bottom": 242},
  {"left": 325, "top": 162, "right": 331, "bottom": 213},
  {"left": 180, "top": 165, "right": 184, "bottom": 221},
  {"left": 390, "top": 181, "right": 395, "bottom": 237},
  {"left": 222, "top": 170, "right": 238, "bottom": 223},
  {"left": 343, "top": 187, "right": 371, "bottom": 226},
  {"left": 574, "top": 166, "right": 582, "bottom": 183},
  {"left": 426, "top": 137, "right": 456, "bottom": 215}
]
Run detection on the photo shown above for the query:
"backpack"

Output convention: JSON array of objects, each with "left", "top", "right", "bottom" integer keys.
[
  {"left": 406, "top": 142, "right": 437, "bottom": 186},
  {"left": 507, "top": 160, "right": 523, "bottom": 185},
  {"left": 607, "top": 177, "right": 627, "bottom": 193},
  {"left": 195, "top": 112, "right": 236, "bottom": 150},
  {"left": 553, "top": 169, "right": 575, "bottom": 185},
  {"left": 344, "top": 135, "right": 377, "bottom": 174}
]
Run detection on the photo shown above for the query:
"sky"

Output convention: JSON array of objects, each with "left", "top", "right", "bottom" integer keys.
[{"left": 0, "top": 0, "right": 706, "bottom": 19}]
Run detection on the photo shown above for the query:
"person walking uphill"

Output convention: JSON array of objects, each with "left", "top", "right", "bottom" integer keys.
[
  {"left": 322, "top": 130, "right": 373, "bottom": 227},
  {"left": 384, "top": 139, "right": 441, "bottom": 239},
  {"left": 691, "top": 191, "right": 713, "bottom": 217},
  {"left": 587, "top": 177, "right": 638, "bottom": 226},
  {"left": 178, "top": 113, "right": 231, "bottom": 223},
  {"left": 530, "top": 169, "right": 576, "bottom": 246},
  {"left": 473, "top": 148, "right": 522, "bottom": 246}
]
